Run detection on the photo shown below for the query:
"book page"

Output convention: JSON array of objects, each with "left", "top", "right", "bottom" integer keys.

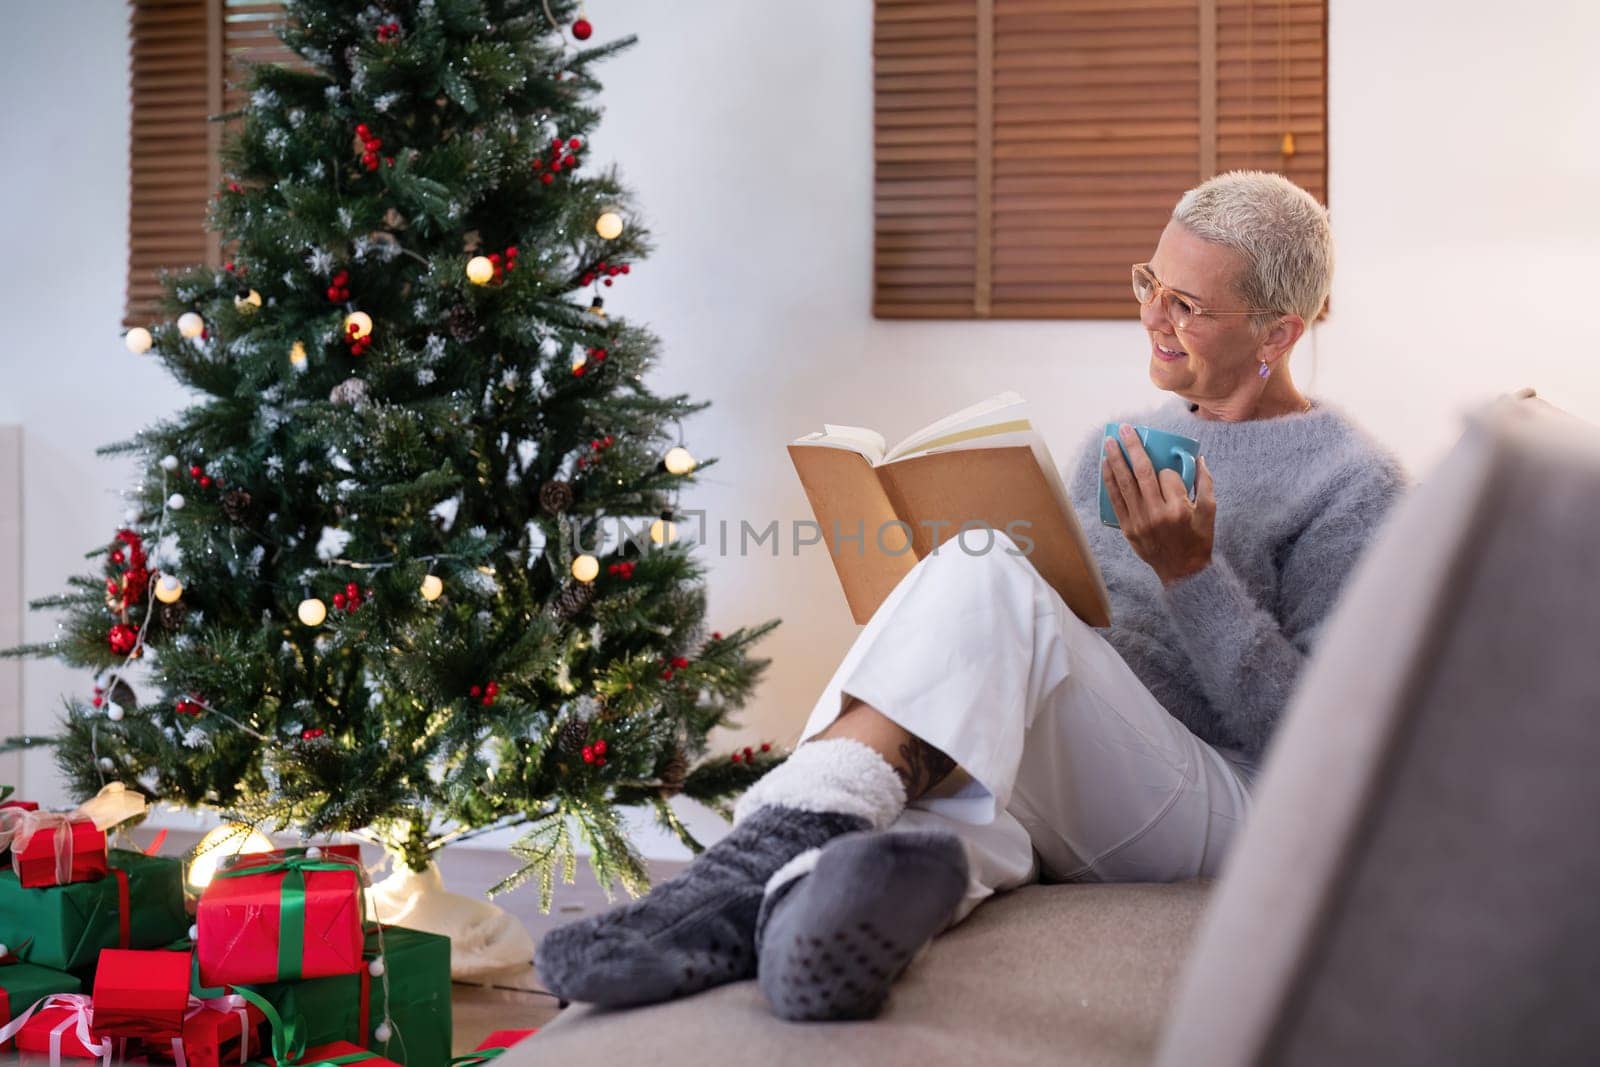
[
  {"left": 884, "top": 390, "right": 1026, "bottom": 464},
  {"left": 792, "top": 424, "right": 887, "bottom": 466}
]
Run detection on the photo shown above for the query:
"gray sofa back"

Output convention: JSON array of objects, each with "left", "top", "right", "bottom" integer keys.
[{"left": 1156, "top": 395, "right": 1600, "bottom": 1066}]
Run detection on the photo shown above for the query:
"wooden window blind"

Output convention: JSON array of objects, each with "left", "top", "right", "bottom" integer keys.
[
  {"left": 126, "top": 0, "right": 303, "bottom": 326},
  {"left": 873, "top": 0, "right": 1328, "bottom": 320}
]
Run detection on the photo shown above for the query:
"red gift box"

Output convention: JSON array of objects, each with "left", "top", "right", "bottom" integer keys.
[
  {"left": 9, "top": 994, "right": 119, "bottom": 1063},
  {"left": 0, "top": 800, "right": 39, "bottom": 811},
  {"left": 146, "top": 994, "right": 264, "bottom": 1067},
  {"left": 9, "top": 814, "right": 107, "bottom": 888},
  {"left": 268, "top": 1039, "right": 400, "bottom": 1067},
  {"left": 90, "top": 948, "right": 192, "bottom": 1041},
  {"left": 452, "top": 1029, "right": 539, "bottom": 1063},
  {"left": 197, "top": 850, "right": 364, "bottom": 987}
]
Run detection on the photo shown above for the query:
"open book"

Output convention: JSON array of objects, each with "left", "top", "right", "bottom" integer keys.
[{"left": 788, "top": 390, "right": 1112, "bottom": 627}]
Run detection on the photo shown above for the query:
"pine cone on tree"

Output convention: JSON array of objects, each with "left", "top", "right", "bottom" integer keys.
[
  {"left": 657, "top": 748, "right": 689, "bottom": 794},
  {"left": 159, "top": 601, "right": 188, "bottom": 631},
  {"left": 221, "top": 488, "right": 254, "bottom": 525},
  {"left": 553, "top": 579, "right": 596, "bottom": 620},
  {"left": 557, "top": 717, "right": 590, "bottom": 755},
  {"left": 538, "top": 479, "right": 573, "bottom": 515},
  {"left": 447, "top": 304, "right": 480, "bottom": 341}
]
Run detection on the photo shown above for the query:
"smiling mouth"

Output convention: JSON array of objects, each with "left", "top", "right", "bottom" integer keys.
[{"left": 1153, "top": 340, "right": 1186, "bottom": 361}]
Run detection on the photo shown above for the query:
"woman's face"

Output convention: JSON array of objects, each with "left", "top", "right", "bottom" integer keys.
[{"left": 1139, "top": 222, "right": 1274, "bottom": 403}]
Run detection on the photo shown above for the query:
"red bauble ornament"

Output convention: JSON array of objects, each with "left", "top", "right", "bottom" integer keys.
[
  {"left": 108, "top": 624, "right": 138, "bottom": 655},
  {"left": 571, "top": 17, "right": 592, "bottom": 40},
  {"left": 541, "top": 173, "right": 555, "bottom": 186}
]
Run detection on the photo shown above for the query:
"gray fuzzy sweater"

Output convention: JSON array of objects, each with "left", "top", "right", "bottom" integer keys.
[{"left": 1063, "top": 394, "right": 1410, "bottom": 771}]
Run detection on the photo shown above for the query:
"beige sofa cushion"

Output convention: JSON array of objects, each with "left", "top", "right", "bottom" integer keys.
[
  {"left": 1156, "top": 395, "right": 1600, "bottom": 1066},
  {"left": 517, "top": 881, "right": 1210, "bottom": 1066}
]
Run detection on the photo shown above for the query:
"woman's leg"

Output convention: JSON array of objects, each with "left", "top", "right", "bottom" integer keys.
[{"left": 754, "top": 528, "right": 1253, "bottom": 1018}]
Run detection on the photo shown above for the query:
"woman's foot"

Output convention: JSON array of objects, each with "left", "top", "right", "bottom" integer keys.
[
  {"left": 534, "top": 804, "right": 869, "bottom": 1008},
  {"left": 755, "top": 828, "right": 969, "bottom": 1021}
]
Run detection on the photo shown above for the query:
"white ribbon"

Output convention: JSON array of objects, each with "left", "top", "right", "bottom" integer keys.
[
  {"left": 167, "top": 994, "right": 252, "bottom": 1067},
  {"left": 0, "top": 994, "right": 113, "bottom": 1067}
]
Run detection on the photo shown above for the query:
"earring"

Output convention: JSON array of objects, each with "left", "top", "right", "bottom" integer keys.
[{"left": 1257, "top": 360, "right": 1271, "bottom": 379}]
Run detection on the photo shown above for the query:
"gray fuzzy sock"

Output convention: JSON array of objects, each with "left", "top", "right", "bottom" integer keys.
[
  {"left": 534, "top": 737, "right": 907, "bottom": 1009},
  {"left": 755, "top": 829, "right": 969, "bottom": 1021}
]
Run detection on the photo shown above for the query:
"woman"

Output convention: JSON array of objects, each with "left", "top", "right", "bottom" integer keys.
[{"left": 535, "top": 171, "right": 1409, "bottom": 1021}]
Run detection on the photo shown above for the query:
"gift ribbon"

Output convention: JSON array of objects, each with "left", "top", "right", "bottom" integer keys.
[
  {"left": 0, "top": 994, "right": 114, "bottom": 1067},
  {"left": 214, "top": 854, "right": 366, "bottom": 983},
  {"left": 0, "top": 811, "right": 83, "bottom": 885},
  {"left": 168, "top": 994, "right": 255, "bottom": 1067},
  {"left": 449, "top": 1049, "right": 508, "bottom": 1066},
  {"left": 0, "top": 936, "right": 34, "bottom": 966}
]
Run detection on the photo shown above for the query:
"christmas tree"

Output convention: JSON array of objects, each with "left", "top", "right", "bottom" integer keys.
[{"left": 3, "top": 0, "right": 784, "bottom": 911}]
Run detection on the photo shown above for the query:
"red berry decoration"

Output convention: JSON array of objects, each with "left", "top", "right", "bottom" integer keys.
[
  {"left": 108, "top": 624, "right": 138, "bottom": 655},
  {"left": 470, "top": 685, "right": 482, "bottom": 698},
  {"left": 302, "top": 728, "right": 325, "bottom": 740},
  {"left": 571, "top": 16, "right": 592, "bottom": 40},
  {"left": 761, "top": 742, "right": 772, "bottom": 752},
  {"left": 582, "top": 746, "right": 596, "bottom": 764},
  {"left": 593, "top": 739, "right": 607, "bottom": 756},
  {"left": 376, "top": 21, "right": 401, "bottom": 42},
  {"left": 176, "top": 697, "right": 204, "bottom": 716},
  {"left": 92, "top": 686, "right": 105, "bottom": 709},
  {"left": 730, "top": 751, "right": 742, "bottom": 763},
  {"left": 711, "top": 631, "right": 722, "bottom": 640}
]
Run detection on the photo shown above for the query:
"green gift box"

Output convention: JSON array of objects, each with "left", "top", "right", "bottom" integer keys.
[
  {"left": 0, "top": 848, "right": 190, "bottom": 974},
  {"left": 1, "top": 960, "right": 82, "bottom": 1028},
  {"left": 247, "top": 925, "right": 451, "bottom": 1067}
]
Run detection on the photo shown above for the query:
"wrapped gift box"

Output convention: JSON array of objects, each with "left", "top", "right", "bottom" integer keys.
[
  {"left": 0, "top": 961, "right": 83, "bottom": 1050},
  {"left": 146, "top": 994, "right": 265, "bottom": 1067},
  {"left": 457, "top": 1030, "right": 539, "bottom": 1062},
  {"left": 0, "top": 848, "right": 190, "bottom": 973},
  {"left": 198, "top": 850, "right": 365, "bottom": 987},
  {"left": 10, "top": 994, "right": 120, "bottom": 1061},
  {"left": 247, "top": 925, "right": 451, "bottom": 1067},
  {"left": 11, "top": 815, "right": 107, "bottom": 888},
  {"left": 89, "top": 948, "right": 192, "bottom": 1041},
  {"left": 269, "top": 1039, "right": 401, "bottom": 1067}
]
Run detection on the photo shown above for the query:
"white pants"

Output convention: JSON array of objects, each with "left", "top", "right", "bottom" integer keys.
[{"left": 795, "top": 529, "right": 1255, "bottom": 927}]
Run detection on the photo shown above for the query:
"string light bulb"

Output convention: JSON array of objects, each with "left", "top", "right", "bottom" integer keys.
[
  {"left": 234, "top": 289, "right": 262, "bottom": 313},
  {"left": 297, "top": 597, "right": 328, "bottom": 627},
  {"left": 125, "top": 327, "right": 153, "bottom": 355},
  {"left": 595, "top": 211, "right": 624, "bottom": 240},
  {"left": 289, "top": 340, "right": 307, "bottom": 368},
  {"left": 651, "top": 511, "right": 678, "bottom": 546},
  {"left": 188, "top": 823, "right": 274, "bottom": 889},
  {"left": 571, "top": 554, "right": 599, "bottom": 583},
  {"left": 155, "top": 575, "right": 183, "bottom": 604},
  {"left": 588, "top": 296, "right": 605, "bottom": 319},
  {"left": 343, "top": 311, "right": 373, "bottom": 340},
  {"left": 465, "top": 256, "right": 495, "bottom": 285},
  {"left": 177, "top": 312, "right": 205, "bottom": 339},
  {"left": 663, "top": 446, "right": 696, "bottom": 475},
  {"left": 420, "top": 574, "right": 443, "bottom": 601}
]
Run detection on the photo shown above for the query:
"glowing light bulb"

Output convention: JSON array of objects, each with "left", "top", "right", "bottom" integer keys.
[
  {"left": 663, "top": 446, "right": 695, "bottom": 475},
  {"left": 155, "top": 575, "right": 183, "bottom": 603},
  {"left": 571, "top": 554, "right": 599, "bottom": 583},
  {"left": 188, "top": 823, "right": 275, "bottom": 889},
  {"left": 125, "top": 327, "right": 153, "bottom": 354},
  {"left": 298, "top": 597, "right": 328, "bottom": 626},
  {"left": 177, "top": 312, "right": 204, "bottom": 338},
  {"left": 420, "top": 574, "right": 443, "bottom": 601},
  {"left": 595, "top": 212, "right": 624, "bottom": 240},
  {"left": 343, "top": 311, "right": 373, "bottom": 340},
  {"left": 289, "top": 340, "right": 307, "bottom": 367},
  {"left": 234, "top": 289, "right": 262, "bottom": 313},
  {"left": 465, "top": 256, "right": 495, "bottom": 285}
]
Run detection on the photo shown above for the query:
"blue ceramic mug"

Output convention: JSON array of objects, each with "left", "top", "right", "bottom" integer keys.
[{"left": 1098, "top": 423, "right": 1200, "bottom": 528}]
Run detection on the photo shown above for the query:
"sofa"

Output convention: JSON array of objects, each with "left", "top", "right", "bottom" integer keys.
[{"left": 502, "top": 389, "right": 1600, "bottom": 1066}]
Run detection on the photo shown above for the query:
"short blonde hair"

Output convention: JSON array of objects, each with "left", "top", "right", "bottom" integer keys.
[{"left": 1172, "top": 171, "right": 1333, "bottom": 323}]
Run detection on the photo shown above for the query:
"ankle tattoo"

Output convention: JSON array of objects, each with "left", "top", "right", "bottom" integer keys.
[{"left": 895, "top": 736, "right": 956, "bottom": 799}]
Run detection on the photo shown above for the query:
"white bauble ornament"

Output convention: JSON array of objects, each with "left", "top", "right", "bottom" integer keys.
[
  {"left": 305, "top": 846, "right": 323, "bottom": 860},
  {"left": 369, "top": 957, "right": 386, "bottom": 977},
  {"left": 98, "top": 757, "right": 115, "bottom": 771},
  {"left": 160, "top": 455, "right": 180, "bottom": 472},
  {"left": 374, "top": 1022, "right": 392, "bottom": 1044},
  {"left": 106, "top": 702, "right": 125, "bottom": 722},
  {"left": 167, "top": 493, "right": 186, "bottom": 511}
]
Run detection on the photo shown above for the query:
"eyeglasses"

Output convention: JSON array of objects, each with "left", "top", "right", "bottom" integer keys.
[{"left": 1131, "top": 263, "right": 1279, "bottom": 332}]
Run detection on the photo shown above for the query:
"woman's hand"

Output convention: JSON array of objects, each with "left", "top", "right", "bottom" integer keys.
[{"left": 1102, "top": 424, "right": 1216, "bottom": 586}]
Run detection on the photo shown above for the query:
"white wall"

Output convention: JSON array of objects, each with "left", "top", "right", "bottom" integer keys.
[{"left": 3, "top": 1, "right": 1597, "bottom": 854}]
